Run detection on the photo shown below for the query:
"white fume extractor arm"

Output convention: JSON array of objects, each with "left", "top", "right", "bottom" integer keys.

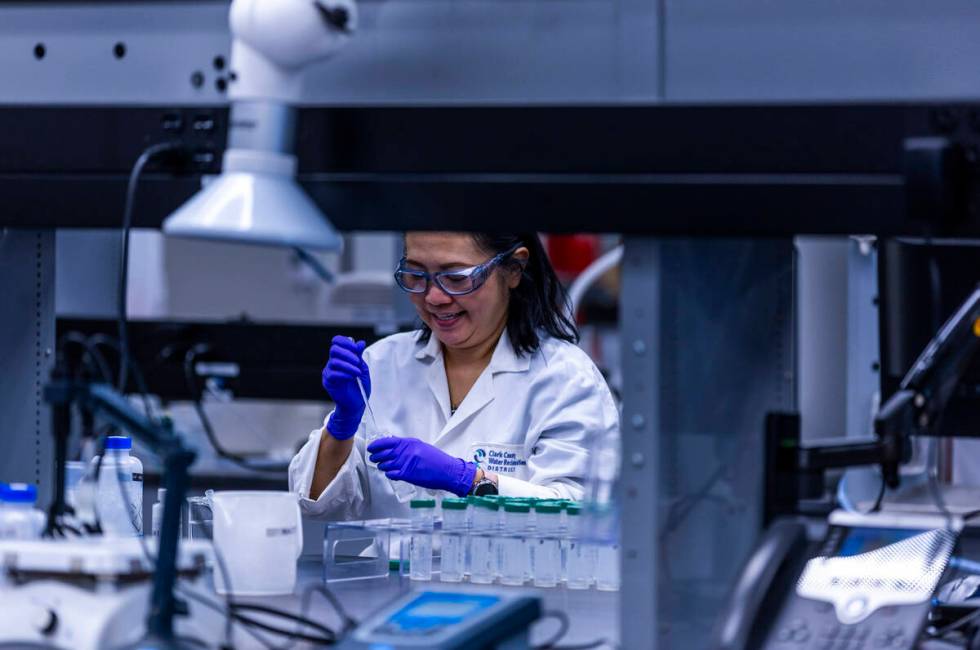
[
  {"left": 163, "top": 0, "right": 357, "bottom": 250},
  {"left": 229, "top": 0, "right": 356, "bottom": 103}
]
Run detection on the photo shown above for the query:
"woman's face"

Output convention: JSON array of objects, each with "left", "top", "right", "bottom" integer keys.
[{"left": 403, "top": 232, "right": 524, "bottom": 353}]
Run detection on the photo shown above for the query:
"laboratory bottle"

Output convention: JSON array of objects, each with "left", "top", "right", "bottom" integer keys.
[
  {"left": 532, "top": 502, "right": 562, "bottom": 587},
  {"left": 94, "top": 436, "right": 144, "bottom": 537},
  {"left": 468, "top": 497, "right": 500, "bottom": 584},
  {"left": 499, "top": 500, "right": 531, "bottom": 586},
  {"left": 564, "top": 504, "right": 595, "bottom": 589},
  {"left": 150, "top": 488, "right": 179, "bottom": 538},
  {"left": 408, "top": 499, "right": 435, "bottom": 581},
  {"left": 439, "top": 498, "right": 468, "bottom": 583},
  {"left": 0, "top": 483, "right": 45, "bottom": 540}
]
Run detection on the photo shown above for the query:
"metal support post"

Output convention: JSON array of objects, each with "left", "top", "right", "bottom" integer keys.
[{"left": 619, "top": 237, "right": 661, "bottom": 649}]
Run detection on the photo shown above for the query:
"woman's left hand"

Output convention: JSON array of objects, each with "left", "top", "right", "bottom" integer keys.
[{"left": 367, "top": 437, "right": 477, "bottom": 498}]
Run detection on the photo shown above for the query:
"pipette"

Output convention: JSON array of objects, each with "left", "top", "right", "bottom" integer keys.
[{"left": 356, "top": 375, "right": 415, "bottom": 502}]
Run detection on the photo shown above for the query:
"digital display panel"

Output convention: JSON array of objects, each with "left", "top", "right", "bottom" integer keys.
[
  {"left": 837, "top": 527, "right": 926, "bottom": 557},
  {"left": 384, "top": 593, "right": 500, "bottom": 633}
]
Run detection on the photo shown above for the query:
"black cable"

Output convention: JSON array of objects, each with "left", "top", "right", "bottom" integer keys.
[
  {"left": 532, "top": 610, "right": 571, "bottom": 649},
  {"left": 932, "top": 607, "right": 980, "bottom": 639},
  {"left": 118, "top": 141, "right": 184, "bottom": 396},
  {"left": 230, "top": 604, "right": 336, "bottom": 645},
  {"left": 660, "top": 462, "right": 727, "bottom": 538},
  {"left": 177, "top": 586, "right": 280, "bottom": 650},
  {"left": 870, "top": 471, "right": 887, "bottom": 513},
  {"left": 303, "top": 583, "right": 357, "bottom": 634},
  {"left": 292, "top": 247, "right": 335, "bottom": 284},
  {"left": 182, "top": 344, "right": 289, "bottom": 474},
  {"left": 60, "top": 332, "right": 114, "bottom": 385},
  {"left": 133, "top": 487, "right": 338, "bottom": 649},
  {"left": 288, "top": 583, "right": 356, "bottom": 650},
  {"left": 89, "top": 333, "right": 157, "bottom": 421},
  {"left": 550, "top": 641, "right": 616, "bottom": 650},
  {"left": 531, "top": 610, "right": 614, "bottom": 650}
]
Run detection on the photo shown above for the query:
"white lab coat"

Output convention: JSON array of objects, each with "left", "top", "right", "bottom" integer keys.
[{"left": 289, "top": 330, "right": 620, "bottom": 521}]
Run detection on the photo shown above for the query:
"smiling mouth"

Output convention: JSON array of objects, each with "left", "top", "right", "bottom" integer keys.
[{"left": 433, "top": 311, "right": 465, "bottom": 322}]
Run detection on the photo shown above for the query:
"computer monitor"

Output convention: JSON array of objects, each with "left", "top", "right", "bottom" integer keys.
[{"left": 878, "top": 238, "right": 980, "bottom": 437}]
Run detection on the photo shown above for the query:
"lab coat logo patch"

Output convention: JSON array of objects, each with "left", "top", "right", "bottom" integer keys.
[{"left": 471, "top": 443, "right": 526, "bottom": 474}]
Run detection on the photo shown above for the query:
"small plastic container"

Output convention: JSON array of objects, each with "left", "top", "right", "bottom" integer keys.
[
  {"left": 591, "top": 502, "right": 621, "bottom": 591},
  {"left": 0, "top": 483, "right": 45, "bottom": 540},
  {"left": 595, "top": 541, "right": 621, "bottom": 591},
  {"left": 323, "top": 519, "right": 393, "bottom": 583},
  {"left": 532, "top": 502, "right": 562, "bottom": 588},
  {"left": 468, "top": 498, "right": 500, "bottom": 584},
  {"left": 500, "top": 500, "right": 531, "bottom": 586},
  {"left": 564, "top": 503, "right": 594, "bottom": 589},
  {"left": 439, "top": 498, "right": 468, "bottom": 583},
  {"left": 408, "top": 499, "right": 435, "bottom": 581},
  {"left": 93, "top": 436, "right": 143, "bottom": 537}
]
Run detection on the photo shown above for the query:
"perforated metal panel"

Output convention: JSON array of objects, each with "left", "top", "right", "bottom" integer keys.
[
  {"left": 621, "top": 238, "right": 795, "bottom": 649},
  {"left": 0, "top": 229, "right": 54, "bottom": 504}
]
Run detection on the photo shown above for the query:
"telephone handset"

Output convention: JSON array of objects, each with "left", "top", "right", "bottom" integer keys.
[
  {"left": 714, "top": 512, "right": 956, "bottom": 650},
  {"left": 712, "top": 519, "right": 809, "bottom": 650}
]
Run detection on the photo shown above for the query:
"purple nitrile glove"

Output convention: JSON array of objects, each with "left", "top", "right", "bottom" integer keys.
[
  {"left": 367, "top": 437, "right": 478, "bottom": 498},
  {"left": 321, "top": 336, "right": 371, "bottom": 441}
]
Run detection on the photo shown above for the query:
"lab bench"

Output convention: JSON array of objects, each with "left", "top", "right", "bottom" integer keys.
[{"left": 181, "top": 559, "right": 620, "bottom": 649}]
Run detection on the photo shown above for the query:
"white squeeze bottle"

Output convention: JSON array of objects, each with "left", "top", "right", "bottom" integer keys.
[{"left": 94, "top": 436, "right": 144, "bottom": 537}]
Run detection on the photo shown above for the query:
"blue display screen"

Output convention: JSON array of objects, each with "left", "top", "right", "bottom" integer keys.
[
  {"left": 837, "top": 527, "right": 925, "bottom": 557},
  {"left": 384, "top": 592, "right": 500, "bottom": 633}
]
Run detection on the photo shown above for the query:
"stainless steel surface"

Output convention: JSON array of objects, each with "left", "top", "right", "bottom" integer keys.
[{"left": 0, "top": 229, "right": 55, "bottom": 504}]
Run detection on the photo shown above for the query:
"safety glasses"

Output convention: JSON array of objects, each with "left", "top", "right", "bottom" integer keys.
[{"left": 394, "top": 244, "right": 522, "bottom": 296}]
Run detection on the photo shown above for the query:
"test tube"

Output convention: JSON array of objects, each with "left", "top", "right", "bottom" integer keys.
[
  {"left": 408, "top": 499, "right": 435, "bottom": 581},
  {"left": 592, "top": 502, "right": 621, "bottom": 591},
  {"left": 499, "top": 500, "right": 531, "bottom": 586},
  {"left": 595, "top": 541, "right": 621, "bottom": 591},
  {"left": 564, "top": 503, "right": 594, "bottom": 589},
  {"left": 532, "top": 502, "right": 562, "bottom": 588},
  {"left": 468, "top": 498, "right": 499, "bottom": 584},
  {"left": 439, "top": 498, "right": 468, "bottom": 582}
]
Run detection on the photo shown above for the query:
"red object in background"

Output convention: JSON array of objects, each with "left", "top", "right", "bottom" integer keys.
[{"left": 546, "top": 234, "right": 600, "bottom": 282}]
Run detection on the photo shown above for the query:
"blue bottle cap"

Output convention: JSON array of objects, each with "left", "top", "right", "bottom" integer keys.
[
  {"left": 105, "top": 436, "right": 132, "bottom": 450},
  {"left": 0, "top": 482, "right": 38, "bottom": 503}
]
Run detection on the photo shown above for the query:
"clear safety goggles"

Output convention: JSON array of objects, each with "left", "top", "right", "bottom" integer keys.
[{"left": 394, "top": 244, "right": 522, "bottom": 296}]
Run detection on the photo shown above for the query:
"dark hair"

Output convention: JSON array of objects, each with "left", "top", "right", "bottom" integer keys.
[{"left": 415, "top": 233, "right": 579, "bottom": 356}]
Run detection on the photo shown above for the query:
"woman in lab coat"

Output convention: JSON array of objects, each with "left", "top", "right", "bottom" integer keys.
[{"left": 289, "top": 232, "right": 620, "bottom": 520}]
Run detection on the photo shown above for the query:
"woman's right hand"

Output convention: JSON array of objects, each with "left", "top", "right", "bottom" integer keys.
[{"left": 321, "top": 336, "right": 371, "bottom": 440}]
